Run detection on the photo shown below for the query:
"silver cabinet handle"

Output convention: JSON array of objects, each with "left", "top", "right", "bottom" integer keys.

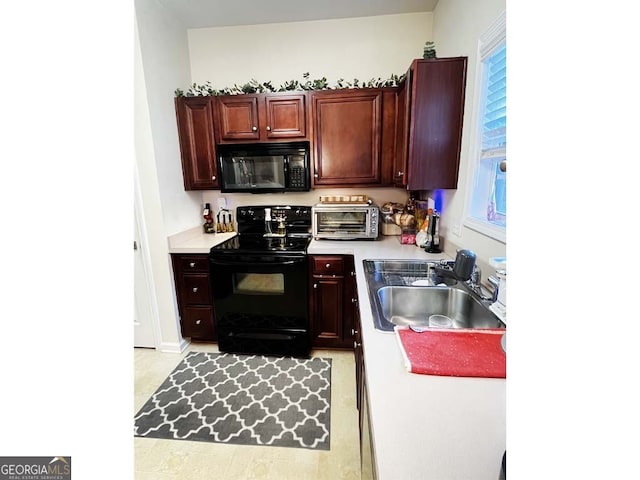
[
  {"left": 325, "top": 263, "right": 331, "bottom": 268},
  {"left": 266, "top": 126, "right": 271, "bottom": 131},
  {"left": 196, "top": 319, "right": 201, "bottom": 325},
  {"left": 351, "top": 298, "right": 358, "bottom": 303},
  {"left": 397, "top": 171, "right": 404, "bottom": 176},
  {"left": 354, "top": 341, "right": 361, "bottom": 348},
  {"left": 350, "top": 271, "right": 356, "bottom": 276},
  {"left": 192, "top": 287, "right": 198, "bottom": 293},
  {"left": 313, "top": 283, "right": 318, "bottom": 289},
  {"left": 314, "top": 173, "right": 318, "bottom": 178},
  {"left": 189, "top": 262, "right": 196, "bottom": 268},
  {"left": 212, "top": 175, "right": 216, "bottom": 180},
  {"left": 252, "top": 126, "right": 258, "bottom": 131}
]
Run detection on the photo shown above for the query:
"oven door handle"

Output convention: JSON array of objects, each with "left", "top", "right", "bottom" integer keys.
[{"left": 210, "top": 257, "right": 305, "bottom": 267}]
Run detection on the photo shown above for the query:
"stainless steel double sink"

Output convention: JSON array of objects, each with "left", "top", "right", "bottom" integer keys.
[{"left": 363, "top": 260, "right": 505, "bottom": 332}]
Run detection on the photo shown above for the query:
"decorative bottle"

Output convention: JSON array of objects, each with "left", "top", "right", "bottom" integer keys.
[{"left": 203, "top": 203, "right": 215, "bottom": 233}]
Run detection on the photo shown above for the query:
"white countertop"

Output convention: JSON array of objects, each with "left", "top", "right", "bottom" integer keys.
[
  {"left": 167, "top": 227, "right": 236, "bottom": 253},
  {"left": 310, "top": 236, "right": 506, "bottom": 480},
  {"left": 168, "top": 230, "right": 505, "bottom": 479}
]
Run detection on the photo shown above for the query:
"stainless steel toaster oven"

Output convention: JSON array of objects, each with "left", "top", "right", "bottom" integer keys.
[{"left": 312, "top": 204, "right": 379, "bottom": 240}]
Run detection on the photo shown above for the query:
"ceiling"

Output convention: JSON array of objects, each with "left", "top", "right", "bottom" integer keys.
[{"left": 156, "top": 0, "right": 439, "bottom": 29}]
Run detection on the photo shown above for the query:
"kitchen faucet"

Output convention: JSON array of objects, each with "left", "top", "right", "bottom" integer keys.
[
  {"left": 465, "top": 265, "right": 493, "bottom": 301},
  {"left": 434, "top": 249, "right": 494, "bottom": 303},
  {"left": 434, "top": 249, "right": 476, "bottom": 282}
]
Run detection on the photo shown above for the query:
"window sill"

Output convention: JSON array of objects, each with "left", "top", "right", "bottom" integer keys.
[{"left": 463, "top": 217, "right": 506, "bottom": 244}]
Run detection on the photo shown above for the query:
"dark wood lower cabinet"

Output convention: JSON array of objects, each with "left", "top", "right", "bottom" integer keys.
[
  {"left": 309, "top": 255, "right": 357, "bottom": 349},
  {"left": 354, "top": 296, "right": 376, "bottom": 478},
  {"left": 171, "top": 254, "right": 217, "bottom": 341}
]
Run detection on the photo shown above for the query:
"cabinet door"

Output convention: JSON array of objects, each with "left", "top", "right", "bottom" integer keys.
[
  {"left": 342, "top": 255, "right": 357, "bottom": 347},
  {"left": 406, "top": 58, "right": 468, "bottom": 190},
  {"left": 354, "top": 307, "right": 363, "bottom": 412},
  {"left": 393, "top": 69, "right": 412, "bottom": 187},
  {"left": 216, "top": 95, "right": 261, "bottom": 141},
  {"left": 265, "top": 94, "right": 306, "bottom": 139},
  {"left": 175, "top": 97, "right": 219, "bottom": 190},
  {"left": 181, "top": 306, "right": 216, "bottom": 340},
  {"left": 312, "top": 90, "right": 382, "bottom": 186},
  {"left": 311, "top": 276, "right": 344, "bottom": 347},
  {"left": 181, "top": 274, "right": 211, "bottom": 305}
]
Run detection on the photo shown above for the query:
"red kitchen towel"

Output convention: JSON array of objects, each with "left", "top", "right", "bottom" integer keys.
[{"left": 395, "top": 326, "right": 506, "bottom": 378}]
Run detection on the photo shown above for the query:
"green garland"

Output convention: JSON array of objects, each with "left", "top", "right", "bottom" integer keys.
[{"left": 175, "top": 72, "right": 406, "bottom": 97}]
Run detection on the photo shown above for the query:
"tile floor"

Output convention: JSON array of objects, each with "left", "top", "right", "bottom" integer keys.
[{"left": 134, "top": 343, "right": 361, "bottom": 479}]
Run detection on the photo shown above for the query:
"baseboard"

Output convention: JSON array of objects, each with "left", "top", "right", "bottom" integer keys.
[{"left": 158, "top": 337, "right": 190, "bottom": 353}]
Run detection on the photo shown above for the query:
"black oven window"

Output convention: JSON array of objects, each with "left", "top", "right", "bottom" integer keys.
[
  {"left": 317, "top": 211, "right": 367, "bottom": 231},
  {"left": 233, "top": 272, "right": 285, "bottom": 295}
]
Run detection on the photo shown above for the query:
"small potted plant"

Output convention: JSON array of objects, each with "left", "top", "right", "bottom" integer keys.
[{"left": 423, "top": 41, "right": 437, "bottom": 59}]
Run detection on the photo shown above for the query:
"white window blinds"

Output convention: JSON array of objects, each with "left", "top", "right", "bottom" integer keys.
[
  {"left": 481, "top": 43, "right": 506, "bottom": 157},
  {"left": 464, "top": 11, "right": 507, "bottom": 241}
]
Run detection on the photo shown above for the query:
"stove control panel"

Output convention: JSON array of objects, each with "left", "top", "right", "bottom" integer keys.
[{"left": 236, "top": 205, "right": 312, "bottom": 236}]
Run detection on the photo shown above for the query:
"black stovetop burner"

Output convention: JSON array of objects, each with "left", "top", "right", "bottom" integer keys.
[
  {"left": 210, "top": 205, "right": 312, "bottom": 256},
  {"left": 210, "top": 235, "right": 311, "bottom": 255}
]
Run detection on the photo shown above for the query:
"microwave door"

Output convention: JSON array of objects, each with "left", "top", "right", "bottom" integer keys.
[
  {"left": 226, "top": 156, "right": 254, "bottom": 188},
  {"left": 254, "top": 155, "right": 285, "bottom": 189}
]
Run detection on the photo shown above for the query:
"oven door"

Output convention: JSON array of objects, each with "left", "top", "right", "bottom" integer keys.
[
  {"left": 313, "top": 208, "right": 371, "bottom": 239},
  {"left": 209, "top": 254, "right": 310, "bottom": 356}
]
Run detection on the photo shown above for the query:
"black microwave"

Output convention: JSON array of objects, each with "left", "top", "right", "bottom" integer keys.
[{"left": 217, "top": 142, "right": 311, "bottom": 193}]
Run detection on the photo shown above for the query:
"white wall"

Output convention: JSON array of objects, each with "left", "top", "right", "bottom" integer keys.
[
  {"left": 135, "top": 0, "right": 203, "bottom": 235},
  {"left": 432, "top": 0, "right": 507, "bottom": 276},
  {"left": 135, "top": 0, "right": 196, "bottom": 350},
  {"left": 187, "top": 13, "right": 432, "bottom": 89},
  {"left": 202, "top": 188, "right": 410, "bottom": 217}
]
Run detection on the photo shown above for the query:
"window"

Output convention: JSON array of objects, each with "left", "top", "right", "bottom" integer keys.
[{"left": 465, "top": 12, "right": 506, "bottom": 243}]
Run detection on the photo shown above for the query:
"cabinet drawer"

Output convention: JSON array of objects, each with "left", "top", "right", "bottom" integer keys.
[
  {"left": 181, "top": 306, "right": 215, "bottom": 339},
  {"left": 181, "top": 274, "right": 211, "bottom": 304},
  {"left": 312, "top": 256, "right": 344, "bottom": 275},
  {"left": 177, "top": 256, "right": 209, "bottom": 273}
]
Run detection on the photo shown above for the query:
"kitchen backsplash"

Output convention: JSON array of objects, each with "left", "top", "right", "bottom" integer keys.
[{"left": 202, "top": 187, "right": 409, "bottom": 212}]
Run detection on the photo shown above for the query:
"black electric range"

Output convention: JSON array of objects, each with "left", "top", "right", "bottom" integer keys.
[
  {"left": 210, "top": 205, "right": 312, "bottom": 255},
  {"left": 210, "top": 234, "right": 311, "bottom": 255},
  {"left": 209, "top": 205, "right": 312, "bottom": 357}
]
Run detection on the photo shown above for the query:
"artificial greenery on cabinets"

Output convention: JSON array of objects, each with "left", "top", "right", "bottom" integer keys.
[
  {"left": 175, "top": 40, "right": 438, "bottom": 97},
  {"left": 175, "top": 72, "right": 406, "bottom": 97}
]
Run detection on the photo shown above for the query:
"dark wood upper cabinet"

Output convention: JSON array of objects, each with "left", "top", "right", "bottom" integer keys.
[
  {"left": 215, "top": 93, "right": 307, "bottom": 143},
  {"left": 395, "top": 57, "right": 468, "bottom": 190},
  {"left": 174, "top": 59, "right": 465, "bottom": 192},
  {"left": 311, "top": 89, "right": 396, "bottom": 187},
  {"left": 174, "top": 97, "right": 219, "bottom": 190}
]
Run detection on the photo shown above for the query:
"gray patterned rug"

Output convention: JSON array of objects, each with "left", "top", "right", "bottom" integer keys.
[{"left": 134, "top": 352, "right": 331, "bottom": 450}]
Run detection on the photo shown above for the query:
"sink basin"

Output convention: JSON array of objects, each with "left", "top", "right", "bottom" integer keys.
[
  {"left": 363, "top": 259, "right": 505, "bottom": 332},
  {"left": 377, "top": 285, "right": 504, "bottom": 330}
]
